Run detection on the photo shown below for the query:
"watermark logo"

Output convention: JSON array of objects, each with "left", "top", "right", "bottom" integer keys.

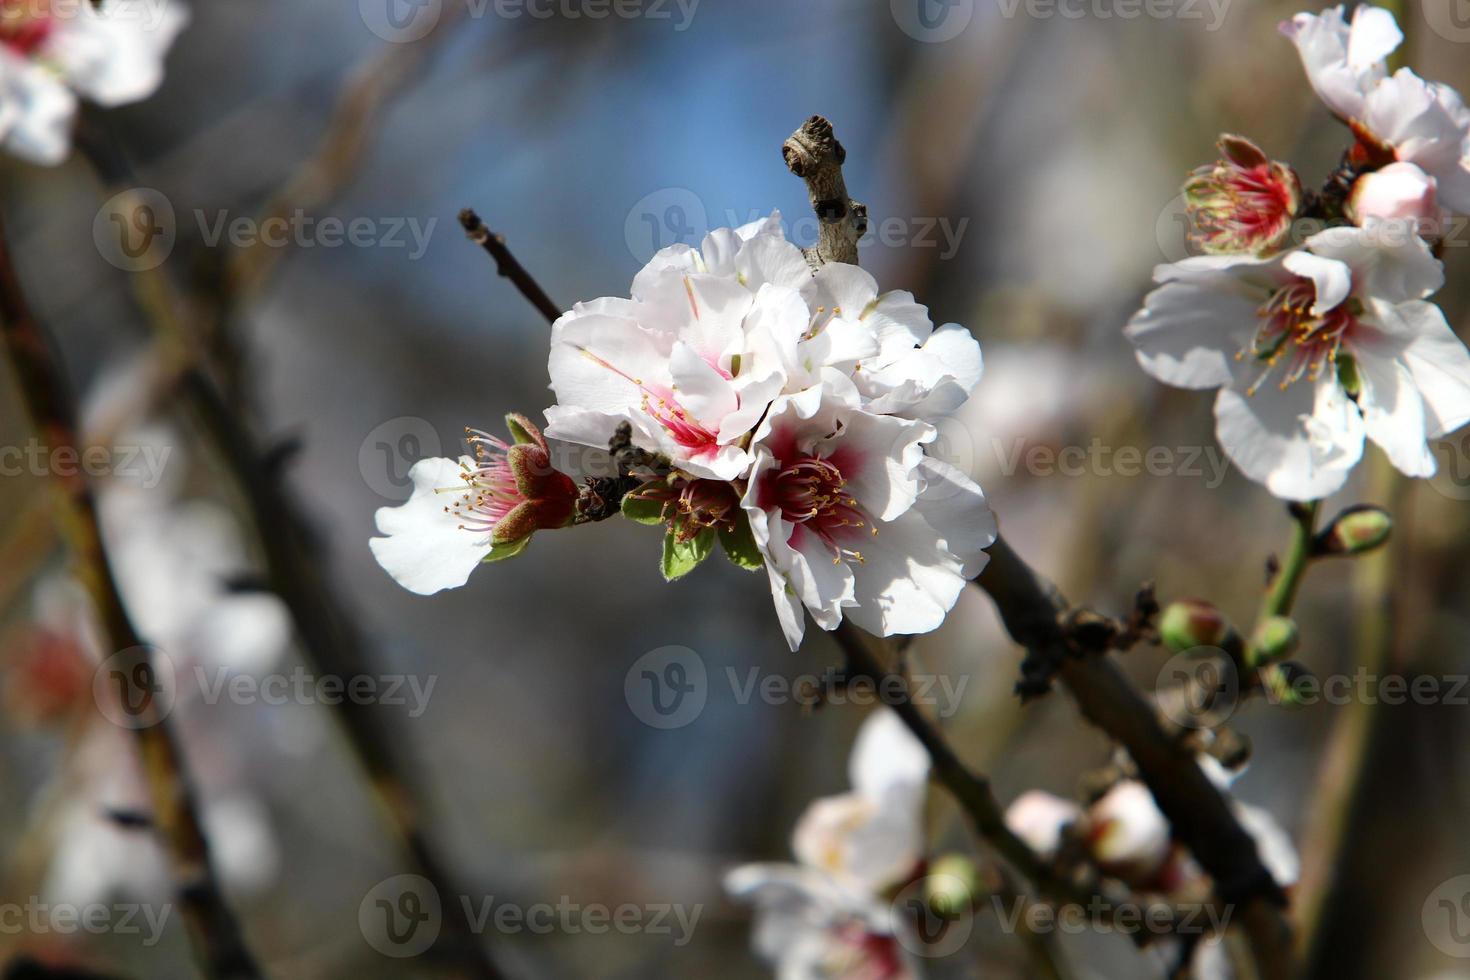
[
  {"left": 94, "top": 188, "right": 176, "bottom": 272},
  {"left": 359, "top": 417, "right": 444, "bottom": 501},
  {"left": 92, "top": 647, "right": 177, "bottom": 730},
  {"left": 0, "top": 899, "right": 172, "bottom": 945},
  {"left": 624, "top": 645, "right": 707, "bottom": 729},
  {"left": 360, "top": 875, "right": 442, "bottom": 958},
  {"left": 1156, "top": 648, "right": 1240, "bottom": 729},
  {"left": 891, "top": 0, "right": 975, "bottom": 42},
  {"left": 1423, "top": 875, "right": 1470, "bottom": 957},
  {"left": 893, "top": 876, "right": 974, "bottom": 957},
  {"left": 360, "top": 0, "right": 442, "bottom": 42},
  {"left": 1422, "top": 0, "right": 1470, "bottom": 43},
  {"left": 625, "top": 188, "right": 708, "bottom": 265},
  {"left": 1428, "top": 434, "right": 1470, "bottom": 501}
]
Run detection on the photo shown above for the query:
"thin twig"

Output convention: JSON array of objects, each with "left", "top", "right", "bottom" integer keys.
[
  {"left": 459, "top": 209, "right": 564, "bottom": 325},
  {"left": 0, "top": 214, "right": 262, "bottom": 980}
]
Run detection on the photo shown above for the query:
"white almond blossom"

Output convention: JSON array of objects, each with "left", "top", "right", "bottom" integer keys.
[
  {"left": 726, "top": 709, "right": 929, "bottom": 979},
  {"left": 744, "top": 372, "right": 994, "bottom": 651},
  {"left": 1126, "top": 224, "right": 1470, "bottom": 500},
  {"left": 0, "top": 0, "right": 188, "bottom": 165},
  {"left": 1281, "top": 5, "right": 1470, "bottom": 214}
]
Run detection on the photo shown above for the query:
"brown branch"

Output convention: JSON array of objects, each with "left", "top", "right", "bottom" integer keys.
[
  {"left": 459, "top": 209, "right": 564, "bottom": 325},
  {"left": 782, "top": 116, "right": 867, "bottom": 268},
  {"left": 0, "top": 214, "right": 263, "bottom": 980},
  {"left": 974, "top": 538, "right": 1294, "bottom": 980},
  {"left": 784, "top": 115, "right": 1289, "bottom": 975}
]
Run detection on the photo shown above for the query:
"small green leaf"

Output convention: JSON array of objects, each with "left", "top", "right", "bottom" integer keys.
[
  {"left": 661, "top": 528, "right": 715, "bottom": 581},
  {"left": 483, "top": 536, "right": 531, "bottom": 563},
  {"left": 718, "top": 513, "right": 763, "bottom": 571},
  {"left": 504, "top": 413, "right": 541, "bottom": 446},
  {"left": 621, "top": 494, "right": 667, "bottom": 526}
]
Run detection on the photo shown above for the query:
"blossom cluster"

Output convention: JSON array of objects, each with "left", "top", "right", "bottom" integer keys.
[
  {"left": 724, "top": 709, "right": 930, "bottom": 979},
  {"left": 372, "top": 213, "right": 995, "bottom": 650},
  {"left": 1127, "top": 5, "right": 1470, "bottom": 501},
  {"left": 0, "top": 0, "right": 187, "bottom": 164}
]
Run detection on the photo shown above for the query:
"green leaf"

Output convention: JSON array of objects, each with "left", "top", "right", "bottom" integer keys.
[
  {"left": 621, "top": 494, "right": 667, "bottom": 526},
  {"left": 661, "top": 528, "right": 715, "bottom": 581},
  {"left": 718, "top": 513, "right": 764, "bottom": 571},
  {"left": 482, "top": 536, "right": 531, "bottom": 563}
]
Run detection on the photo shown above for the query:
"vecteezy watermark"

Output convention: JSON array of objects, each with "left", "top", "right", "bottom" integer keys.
[
  {"left": 988, "top": 895, "right": 1231, "bottom": 937},
  {"left": 0, "top": 899, "right": 172, "bottom": 946},
  {"left": 623, "top": 647, "right": 970, "bottom": 730},
  {"left": 1423, "top": 875, "right": 1470, "bottom": 958},
  {"left": 988, "top": 437, "right": 1233, "bottom": 488},
  {"left": 892, "top": 876, "right": 974, "bottom": 958},
  {"left": 891, "top": 0, "right": 976, "bottom": 43},
  {"left": 358, "top": 876, "right": 702, "bottom": 958},
  {"left": 0, "top": 439, "right": 173, "bottom": 489},
  {"left": 1421, "top": 0, "right": 1470, "bottom": 43},
  {"left": 1158, "top": 649, "right": 1470, "bottom": 728},
  {"left": 359, "top": 0, "right": 698, "bottom": 43},
  {"left": 1428, "top": 433, "right": 1470, "bottom": 502},
  {"left": 624, "top": 646, "right": 709, "bottom": 730},
  {"left": 92, "top": 650, "right": 438, "bottom": 728},
  {"left": 359, "top": 417, "right": 445, "bottom": 501},
  {"left": 993, "top": 0, "right": 1231, "bottom": 29},
  {"left": 93, "top": 190, "right": 438, "bottom": 271},
  {"left": 2, "top": 0, "right": 177, "bottom": 31},
  {"left": 622, "top": 196, "right": 970, "bottom": 266}
]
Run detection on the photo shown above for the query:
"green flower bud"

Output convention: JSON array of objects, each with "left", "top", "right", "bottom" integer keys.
[
  {"left": 1249, "top": 616, "right": 1299, "bottom": 667},
  {"left": 1159, "top": 599, "right": 1233, "bottom": 652},
  {"left": 924, "top": 854, "right": 982, "bottom": 918},
  {"left": 1315, "top": 505, "right": 1392, "bottom": 557}
]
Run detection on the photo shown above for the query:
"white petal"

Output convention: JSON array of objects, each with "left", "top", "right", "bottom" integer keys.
[
  {"left": 859, "top": 323, "right": 983, "bottom": 418},
  {"left": 1308, "top": 223, "right": 1444, "bottom": 302},
  {"left": 369, "top": 457, "right": 491, "bottom": 595},
  {"left": 1282, "top": 249, "right": 1353, "bottom": 314},
  {"left": 548, "top": 313, "right": 669, "bottom": 416},
  {"left": 0, "top": 54, "right": 76, "bottom": 165},
  {"left": 1347, "top": 5, "right": 1403, "bottom": 71},
  {"left": 669, "top": 341, "right": 737, "bottom": 427},
  {"left": 735, "top": 234, "right": 812, "bottom": 291},
  {"left": 1279, "top": 5, "right": 1381, "bottom": 121},
  {"left": 1379, "top": 301, "right": 1470, "bottom": 438},
  {"left": 1006, "top": 791, "right": 1082, "bottom": 862},
  {"left": 912, "top": 456, "right": 996, "bottom": 579},
  {"left": 48, "top": 0, "right": 189, "bottom": 108},
  {"left": 1356, "top": 345, "right": 1435, "bottom": 477},
  {"left": 1213, "top": 378, "right": 1362, "bottom": 501},
  {"left": 849, "top": 708, "right": 930, "bottom": 797},
  {"left": 1362, "top": 70, "right": 1470, "bottom": 210},
  {"left": 801, "top": 263, "right": 880, "bottom": 323},
  {"left": 1125, "top": 277, "right": 1261, "bottom": 391},
  {"left": 819, "top": 409, "right": 931, "bottom": 522},
  {"left": 1234, "top": 801, "right": 1300, "bottom": 887},
  {"left": 843, "top": 507, "right": 967, "bottom": 638}
]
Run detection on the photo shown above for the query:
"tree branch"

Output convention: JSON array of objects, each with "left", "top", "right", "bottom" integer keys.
[
  {"left": 782, "top": 116, "right": 867, "bottom": 267},
  {"left": 0, "top": 213, "right": 262, "bottom": 980},
  {"left": 459, "top": 209, "right": 564, "bottom": 325}
]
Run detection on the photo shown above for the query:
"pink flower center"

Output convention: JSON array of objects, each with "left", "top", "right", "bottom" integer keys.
[
  {"left": 829, "top": 925, "right": 906, "bottom": 980},
  {"left": 1244, "top": 278, "right": 1359, "bottom": 394},
  {"left": 640, "top": 384, "right": 720, "bottom": 459},
  {"left": 1, "top": 1, "right": 52, "bottom": 56},
  {"left": 766, "top": 455, "right": 870, "bottom": 564},
  {"left": 1186, "top": 160, "right": 1297, "bottom": 255},
  {"left": 441, "top": 430, "right": 525, "bottom": 533}
]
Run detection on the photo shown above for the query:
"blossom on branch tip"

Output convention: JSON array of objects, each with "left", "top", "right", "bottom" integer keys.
[
  {"left": 1126, "top": 227, "right": 1470, "bottom": 500},
  {"left": 726, "top": 709, "right": 929, "bottom": 979},
  {"left": 0, "top": 0, "right": 188, "bottom": 164},
  {"left": 1281, "top": 5, "right": 1470, "bottom": 215},
  {"left": 369, "top": 414, "right": 579, "bottom": 595}
]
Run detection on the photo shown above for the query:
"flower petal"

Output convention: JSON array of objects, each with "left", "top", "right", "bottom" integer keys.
[{"left": 369, "top": 457, "right": 492, "bottom": 595}]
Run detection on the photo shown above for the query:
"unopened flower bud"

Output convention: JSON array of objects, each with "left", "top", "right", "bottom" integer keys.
[
  {"left": 1159, "top": 599, "right": 1234, "bottom": 652},
  {"left": 925, "top": 854, "right": 983, "bottom": 918},
  {"left": 1005, "top": 790, "right": 1082, "bottom": 862},
  {"left": 1315, "top": 505, "right": 1392, "bottom": 557},
  {"left": 1250, "top": 616, "right": 1299, "bottom": 666},
  {"left": 1347, "top": 162, "right": 1439, "bottom": 234}
]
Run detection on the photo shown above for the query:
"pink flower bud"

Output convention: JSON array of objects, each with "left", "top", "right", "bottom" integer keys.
[{"left": 1347, "top": 162, "right": 1439, "bottom": 232}]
